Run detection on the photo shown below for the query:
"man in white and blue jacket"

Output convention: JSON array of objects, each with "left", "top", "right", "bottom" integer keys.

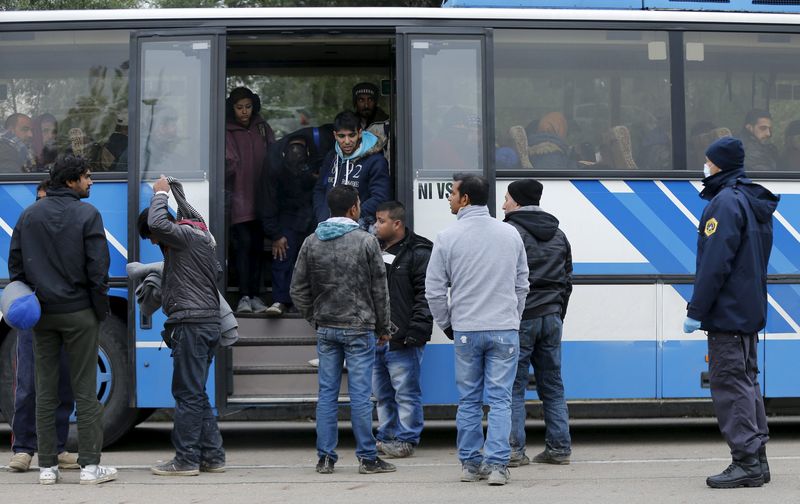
[{"left": 425, "top": 173, "right": 529, "bottom": 486}]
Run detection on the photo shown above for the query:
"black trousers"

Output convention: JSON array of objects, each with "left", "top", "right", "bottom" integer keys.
[
  {"left": 707, "top": 331, "right": 769, "bottom": 460},
  {"left": 230, "top": 220, "right": 263, "bottom": 298}
]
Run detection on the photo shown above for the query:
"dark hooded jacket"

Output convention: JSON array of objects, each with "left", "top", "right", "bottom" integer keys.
[
  {"left": 687, "top": 168, "right": 779, "bottom": 333},
  {"left": 383, "top": 229, "right": 433, "bottom": 350},
  {"left": 225, "top": 115, "right": 274, "bottom": 225},
  {"left": 527, "top": 132, "right": 579, "bottom": 171},
  {"left": 504, "top": 206, "right": 573, "bottom": 320}
]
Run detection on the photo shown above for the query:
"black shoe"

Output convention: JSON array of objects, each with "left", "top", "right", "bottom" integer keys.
[
  {"left": 759, "top": 446, "right": 770, "bottom": 484},
  {"left": 199, "top": 461, "right": 226, "bottom": 473},
  {"left": 358, "top": 456, "right": 396, "bottom": 474},
  {"left": 151, "top": 459, "right": 200, "bottom": 476},
  {"left": 532, "top": 449, "right": 570, "bottom": 465},
  {"left": 316, "top": 455, "right": 335, "bottom": 474},
  {"left": 706, "top": 456, "right": 764, "bottom": 489}
]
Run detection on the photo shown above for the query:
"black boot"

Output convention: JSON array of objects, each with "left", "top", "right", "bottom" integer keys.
[
  {"left": 706, "top": 456, "right": 764, "bottom": 489},
  {"left": 759, "top": 446, "right": 770, "bottom": 484}
]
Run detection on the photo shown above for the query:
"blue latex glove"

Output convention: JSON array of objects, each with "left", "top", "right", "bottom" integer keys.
[{"left": 683, "top": 317, "right": 701, "bottom": 333}]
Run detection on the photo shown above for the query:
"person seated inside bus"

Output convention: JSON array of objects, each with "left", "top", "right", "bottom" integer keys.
[
  {"left": 740, "top": 108, "right": 779, "bottom": 171},
  {"left": 0, "top": 113, "right": 35, "bottom": 173},
  {"left": 98, "top": 111, "right": 128, "bottom": 172},
  {"left": 313, "top": 110, "right": 390, "bottom": 231},
  {"left": 31, "top": 113, "right": 58, "bottom": 172},
  {"left": 510, "top": 112, "right": 579, "bottom": 170},
  {"left": 225, "top": 86, "right": 275, "bottom": 314},
  {"left": 782, "top": 119, "right": 800, "bottom": 171},
  {"left": 425, "top": 106, "right": 482, "bottom": 173},
  {"left": 639, "top": 119, "right": 671, "bottom": 171}
]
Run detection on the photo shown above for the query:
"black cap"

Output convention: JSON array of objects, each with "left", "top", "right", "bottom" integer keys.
[{"left": 508, "top": 179, "right": 543, "bottom": 207}]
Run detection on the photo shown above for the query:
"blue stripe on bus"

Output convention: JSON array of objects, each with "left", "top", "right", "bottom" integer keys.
[
  {"left": 661, "top": 180, "right": 706, "bottom": 221},
  {"left": 136, "top": 347, "right": 216, "bottom": 408},
  {"left": 776, "top": 195, "right": 800, "bottom": 231},
  {"left": 628, "top": 180, "right": 700, "bottom": 255},
  {"left": 661, "top": 339, "right": 712, "bottom": 398},
  {"left": 573, "top": 262, "right": 657, "bottom": 275},
  {"left": 764, "top": 339, "right": 800, "bottom": 397}
]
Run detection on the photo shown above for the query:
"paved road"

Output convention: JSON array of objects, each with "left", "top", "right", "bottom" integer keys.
[{"left": 1, "top": 417, "right": 799, "bottom": 503}]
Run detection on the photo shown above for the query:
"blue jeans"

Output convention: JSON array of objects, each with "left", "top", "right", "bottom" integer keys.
[
  {"left": 270, "top": 227, "right": 302, "bottom": 305},
  {"left": 316, "top": 327, "right": 377, "bottom": 462},
  {"left": 454, "top": 329, "right": 519, "bottom": 467},
  {"left": 373, "top": 344, "right": 424, "bottom": 445},
  {"left": 510, "top": 314, "right": 571, "bottom": 456},
  {"left": 12, "top": 329, "right": 73, "bottom": 455}
]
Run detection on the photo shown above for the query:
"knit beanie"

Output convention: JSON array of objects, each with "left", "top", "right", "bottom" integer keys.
[
  {"left": 705, "top": 137, "right": 745, "bottom": 171},
  {"left": 352, "top": 82, "right": 379, "bottom": 105},
  {"left": 508, "top": 179, "right": 543, "bottom": 207}
]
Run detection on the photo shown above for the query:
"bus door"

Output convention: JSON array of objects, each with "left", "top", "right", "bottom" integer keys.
[
  {"left": 397, "top": 29, "right": 492, "bottom": 403},
  {"left": 128, "top": 30, "right": 226, "bottom": 409}
]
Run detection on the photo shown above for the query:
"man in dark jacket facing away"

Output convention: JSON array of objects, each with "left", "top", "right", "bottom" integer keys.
[
  {"left": 9, "top": 154, "right": 116, "bottom": 485},
  {"left": 683, "top": 136, "right": 779, "bottom": 489},
  {"left": 502, "top": 179, "right": 573, "bottom": 467},
  {"left": 291, "top": 184, "right": 395, "bottom": 475},
  {"left": 138, "top": 176, "right": 225, "bottom": 477},
  {"left": 372, "top": 200, "right": 433, "bottom": 459}
]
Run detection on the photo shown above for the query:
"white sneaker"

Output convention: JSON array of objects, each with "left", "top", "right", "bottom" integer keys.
[
  {"left": 80, "top": 464, "right": 118, "bottom": 485},
  {"left": 39, "top": 465, "right": 60, "bottom": 485},
  {"left": 236, "top": 296, "right": 252, "bottom": 313},
  {"left": 250, "top": 297, "right": 267, "bottom": 313},
  {"left": 265, "top": 302, "right": 286, "bottom": 316},
  {"left": 308, "top": 358, "right": 319, "bottom": 367}
]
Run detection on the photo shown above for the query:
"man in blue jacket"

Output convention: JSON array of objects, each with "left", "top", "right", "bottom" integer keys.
[
  {"left": 683, "top": 136, "right": 779, "bottom": 489},
  {"left": 312, "top": 111, "right": 390, "bottom": 230}
]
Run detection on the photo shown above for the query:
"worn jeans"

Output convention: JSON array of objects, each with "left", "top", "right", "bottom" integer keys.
[
  {"left": 510, "top": 314, "right": 572, "bottom": 456},
  {"left": 373, "top": 344, "right": 424, "bottom": 445},
  {"left": 316, "top": 327, "right": 377, "bottom": 462},
  {"left": 170, "top": 322, "right": 225, "bottom": 467},
  {"left": 12, "top": 329, "right": 73, "bottom": 455},
  {"left": 708, "top": 331, "right": 769, "bottom": 460},
  {"left": 34, "top": 309, "right": 103, "bottom": 468},
  {"left": 270, "top": 227, "right": 302, "bottom": 305},
  {"left": 454, "top": 329, "right": 519, "bottom": 467}
]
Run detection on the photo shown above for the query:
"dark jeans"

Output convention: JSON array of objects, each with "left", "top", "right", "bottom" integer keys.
[
  {"left": 510, "top": 314, "right": 571, "bottom": 456},
  {"left": 12, "top": 329, "right": 73, "bottom": 455},
  {"left": 34, "top": 309, "right": 103, "bottom": 468},
  {"left": 708, "top": 331, "right": 769, "bottom": 460},
  {"left": 230, "top": 220, "right": 263, "bottom": 298},
  {"left": 271, "top": 227, "right": 302, "bottom": 305},
  {"left": 170, "top": 322, "right": 225, "bottom": 467}
]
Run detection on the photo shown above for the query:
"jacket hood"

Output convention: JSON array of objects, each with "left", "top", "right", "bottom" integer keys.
[
  {"left": 399, "top": 227, "right": 433, "bottom": 251},
  {"left": 226, "top": 114, "right": 266, "bottom": 133},
  {"left": 700, "top": 167, "right": 745, "bottom": 200},
  {"left": 740, "top": 182, "right": 780, "bottom": 223},
  {"left": 335, "top": 130, "right": 383, "bottom": 161},
  {"left": 504, "top": 207, "right": 559, "bottom": 241},
  {"left": 315, "top": 217, "right": 359, "bottom": 241}
]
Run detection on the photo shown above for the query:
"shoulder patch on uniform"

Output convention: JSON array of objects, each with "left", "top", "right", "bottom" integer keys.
[{"left": 704, "top": 217, "right": 718, "bottom": 237}]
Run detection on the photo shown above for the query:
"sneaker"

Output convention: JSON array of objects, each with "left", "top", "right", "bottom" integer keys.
[
  {"left": 508, "top": 452, "right": 530, "bottom": 468},
  {"left": 39, "top": 465, "right": 60, "bottom": 485},
  {"left": 58, "top": 451, "right": 80, "bottom": 470},
  {"left": 80, "top": 464, "right": 118, "bottom": 485},
  {"left": 488, "top": 465, "right": 510, "bottom": 486},
  {"left": 316, "top": 455, "right": 335, "bottom": 474},
  {"left": 532, "top": 449, "right": 570, "bottom": 465},
  {"left": 237, "top": 296, "right": 252, "bottom": 313},
  {"left": 150, "top": 459, "right": 199, "bottom": 477},
  {"left": 460, "top": 463, "right": 489, "bottom": 482},
  {"left": 381, "top": 440, "right": 415, "bottom": 458},
  {"left": 250, "top": 297, "right": 267, "bottom": 314},
  {"left": 265, "top": 302, "right": 286, "bottom": 316},
  {"left": 358, "top": 457, "right": 396, "bottom": 474},
  {"left": 199, "top": 461, "right": 226, "bottom": 473},
  {"left": 8, "top": 452, "right": 32, "bottom": 472}
]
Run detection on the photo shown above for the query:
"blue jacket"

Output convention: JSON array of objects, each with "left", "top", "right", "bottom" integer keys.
[
  {"left": 687, "top": 168, "right": 779, "bottom": 333},
  {"left": 312, "top": 131, "right": 390, "bottom": 226}
]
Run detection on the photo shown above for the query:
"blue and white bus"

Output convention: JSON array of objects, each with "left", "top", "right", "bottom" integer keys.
[{"left": 2, "top": 2, "right": 800, "bottom": 445}]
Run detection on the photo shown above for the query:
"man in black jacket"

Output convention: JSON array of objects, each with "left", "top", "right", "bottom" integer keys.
[
  {"left": 372, "top": 201, "right": 433, "bottom": 459},
  {"left": 9, "top": 155, "right": 117, "bottom": 485},
  {"left": 502, "top": 179, "right": 573, "bottom": 467}
]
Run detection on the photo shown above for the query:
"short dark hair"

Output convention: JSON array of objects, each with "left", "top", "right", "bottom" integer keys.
[
  {"left": 453, "top": 173, "right": 489, "bottom": 206},
  {"left": 49, "top": 154, "right": 89, "bottom": 189},
  {"left": 137, "top": 207, "right": 175, "bottom": 239},
  {"left": 333, "top": 111, "right": 361, "bottom": 132},
  {"left": 376, "top": 200, "right": 405, "bottom": 224},
  {"left": 5, "top": 113, "right": 29, "bottom": 130},
  {"left": 745, "top": 109, "right": 772, "bottom": 127},
  {"left": 327, "top": 185, "right": 359, "bottom": 217},
  {"left": 36, "top": 177, "right": 49, "bottom": 194}
]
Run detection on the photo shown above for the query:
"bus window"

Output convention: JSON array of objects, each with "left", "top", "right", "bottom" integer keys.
[
  {"left": 685, "top": 32, "right": 800, "bottom": 172},
  {"left": 0, "top": 30, "right": 130, "bottom": 174},
  {"left": 494, "top": 29, "right": 671, "bottom": 171}
]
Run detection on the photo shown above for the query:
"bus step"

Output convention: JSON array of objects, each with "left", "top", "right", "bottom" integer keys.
[
  {"left": 233, "top": 335, "right": 317, "bottom": 346},
  {"left": 227, "top": 395, "right": 351, "bottom": 405},
  {"left": 232, "top": 364, "right": 345, "bottom": 375}
]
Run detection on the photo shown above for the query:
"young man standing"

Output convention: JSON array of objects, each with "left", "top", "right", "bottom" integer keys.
[{"left": 372, "top": 201, "right": 433, "bottom": 458}]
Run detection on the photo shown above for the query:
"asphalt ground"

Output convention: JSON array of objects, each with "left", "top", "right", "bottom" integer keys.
[{"left": 1, "top": 417, "right": 799, "bottom": 503}]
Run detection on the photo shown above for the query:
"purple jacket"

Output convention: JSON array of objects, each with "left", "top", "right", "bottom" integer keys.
[{"left": 225, "top": 116, "right": 274, "bottom": 225}]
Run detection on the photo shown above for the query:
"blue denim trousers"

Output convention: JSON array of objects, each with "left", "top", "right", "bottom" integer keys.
[
  {"left": 270, "top": 227, "right": 302, "bottom": 305},
  {"left": 373, "top": 344, "right": 424, "bottom": 445},
  {"left": 510, "top": 314, "right": 571, "bottom": 456},
  {"left": 170, "top": 322, "right": 225, "bottom": 468},
  {"left": 316, "top": 327, "right": 377, "bottom": 462},
  {"left": 454, "top": 329, "right": 519, "bottom": 467}
]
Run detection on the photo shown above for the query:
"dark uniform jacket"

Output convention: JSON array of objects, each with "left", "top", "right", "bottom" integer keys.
[
  {"left": 687, "top": 169, "right": 779, "bottom": 333},
  {"left": 504, "top": 207, "right": 573, "bottom": 320},
  {"left": 383, "top": 229, "right": 433, "bottom": 350},
  {"left": 9, "top": 188, "right": 110, "bottom": 319}
]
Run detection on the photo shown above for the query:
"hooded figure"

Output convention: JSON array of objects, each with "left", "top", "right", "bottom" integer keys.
[{"left": 525, "top": 112, "right": 579, "bottom": 170}]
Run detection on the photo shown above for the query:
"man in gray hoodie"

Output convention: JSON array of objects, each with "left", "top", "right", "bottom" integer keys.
[
  {"left": 291, "top": 184, "right": 395, "bottom": 476},
  {"left": 426, "top": 173, "right": 529, "bottom": 486}
]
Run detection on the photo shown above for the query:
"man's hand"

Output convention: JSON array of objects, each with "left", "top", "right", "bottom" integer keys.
[
  {"left": 153, "top": 175, "right": 171, "bottom": 194},
  {"left": 683, "top": 317, "right": 701, "bottom": 333},
  {"left": 377, "top": 334, "right": 391, "bottom": 346},
  {"left": 272, "top": 236, "right": 289, "bottom": 261}
]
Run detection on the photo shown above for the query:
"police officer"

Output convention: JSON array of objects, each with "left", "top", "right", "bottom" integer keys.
[{"left": 683, "top": 136, "right": 779, "bottom": 489}]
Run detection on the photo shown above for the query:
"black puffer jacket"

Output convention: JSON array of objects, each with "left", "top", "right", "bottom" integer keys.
[
  {"left": 384, "top": 229, "right": 433, "bottom": 350},
  {"left": 504, "top": 207, "right": 573, "bottom": 320}
]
